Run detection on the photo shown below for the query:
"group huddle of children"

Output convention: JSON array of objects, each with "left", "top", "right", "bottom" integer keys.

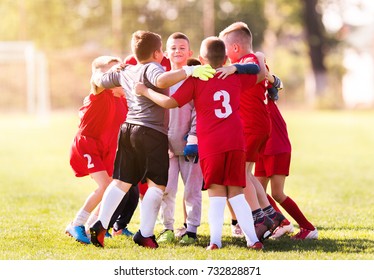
[{"left": 65, "top": 21, "right": 318, "bottom": 251}]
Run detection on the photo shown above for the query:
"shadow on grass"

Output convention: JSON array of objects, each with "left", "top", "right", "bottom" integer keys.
[{"left": 194, "top": 234, "right": 374, "bottom": 254}]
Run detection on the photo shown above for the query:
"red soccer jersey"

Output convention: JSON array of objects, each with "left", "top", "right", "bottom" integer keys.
[
  {"left": 172, "top": 74, "right": 257, "bottom": 160},
  {"left": 70, "top": 89, "right": 127, "bottom": 177},
  {"left": 263, "top": 99, "right": 291, "bottom": 155},
  {"left": 238, "top": 53, "right": 271, "bottom": 135},
  {"left": 77, "top": 89, "right": 127, "bottom": 143}
]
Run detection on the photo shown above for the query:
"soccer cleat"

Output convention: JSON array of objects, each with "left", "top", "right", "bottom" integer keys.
[
  {"left": 248, "top": 241, "right": 264, "bottom": 250},
  {"left": 291, "top": 227, "right": 318, "bottom": 240},
  {"left": 90, "top": 220, "right": 106, "bottom": 248},
  {"left": 271, "top": 221, "right": 294, "bottom": 239},
  {"left": 175, "top": 225, "right": 187, "bottom": 238},
  {"left": 206, "top": 244, "right": 219, "bottom": 250},
  {"left": 65, "top": 223, "right": 91, "bottom": 244},
  {"left": 133, "top": 230, "right": 159, "bottom": 249},
  {"left": 157, "top": 229, "right": 175, "bottom": 243},
  {"left": 113, "top": 227, "right": 134, "bottom": 237},
  {"left": 105, "top": 231, "right": 112, "bottom": 238},
  {"left": 231, "top": 223, "right": 244, "bottom": 238},
  {"left": 269, "top": 212, "right": 286, "bottom": 232},
  {"left": 254, "top": 216, "right": 274, "bottom": 242},
  {"left": 179, "top": 233, "right": 197, "bottom": 245}
]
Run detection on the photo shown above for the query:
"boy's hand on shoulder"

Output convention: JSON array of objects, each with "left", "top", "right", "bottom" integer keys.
[
  {"left": 133, "top": 82, "right": 147, "bottom": 96},
  {"left": 183, "top": 64, "right": 216, "bottom": 81},
  {"left": 216, "top": 65, "right": 237, "bottom": 79}
]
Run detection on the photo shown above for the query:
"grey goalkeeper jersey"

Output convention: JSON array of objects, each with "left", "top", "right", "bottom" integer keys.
[{"left": 100, "top": 62, "right": 169, "bottom": 135}]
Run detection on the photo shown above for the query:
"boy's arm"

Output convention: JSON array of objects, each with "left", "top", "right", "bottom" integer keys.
[
  {"left": 134, "top": 82, "right": 179, "bottom": 109},
  {"left": 216, "top": 63, "right": 260, "bottom": 79},
  {"left": 91, "top": 64, "right": 124, "bottom": 94},
  {"left": 215, "top": 52, "right": 265, "bottom": 82},
  {"left": 255, "top": 52, "right": 266, "bottom": 84},
  {"left": 156, "top": 64, "right": 216, "bottom": 88}
]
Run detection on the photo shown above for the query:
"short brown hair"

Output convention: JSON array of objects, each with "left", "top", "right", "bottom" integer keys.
[
  {"left": 131, "top": 30, "right": 162, "bottom": 62},
  {"left": 200, "top": 36, "right": 226, "bottom": 68},
  {"left": 167, "top": 32, "right": 190, "bottom": 45},
  {"left": 187, "top": 57, "right": 201, "bottom": 66},
  {"left": 219, "top": 21, "right": 253, "bottom": 50},
  {"left": 91, "top": 55, "right": 121, "bottom": 73}
]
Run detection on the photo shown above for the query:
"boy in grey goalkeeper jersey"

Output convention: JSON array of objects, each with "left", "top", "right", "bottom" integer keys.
[
  {"left": 89, "top": 30, "right": 215, "bottom": 248},
  {"left": 101, "top": 61, "right": 169, "bottom": 134}
]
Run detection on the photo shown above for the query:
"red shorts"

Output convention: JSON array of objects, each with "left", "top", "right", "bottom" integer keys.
[
  {"left": 200, "top": 150, "right": 246, "bottom": 189},
  {"left": 244, "top": 132, "right": 269, "bottom": 162},
  {"left": 69, "top": 135, "right": 115, "bottom": 177},
  {"left": 254, "top": 152, "right": 291, "bottom": 177}
]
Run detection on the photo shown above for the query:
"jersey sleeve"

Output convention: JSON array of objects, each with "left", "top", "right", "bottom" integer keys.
[
  {"left": 144, "top": 62, "right": 165, "bottom": 87},
  {"left": 171, "top": 77, "right": 195, "bottom": 107},
  {"left": 233, "top": 63, "right": 259, "bottom": 74},
  {"left": 100, "top": 71, "right": 122, "bottom": 88}
]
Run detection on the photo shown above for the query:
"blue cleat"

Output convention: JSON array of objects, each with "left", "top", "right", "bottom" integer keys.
[
  {"left": 113, "top": 227, "right": 134, "bottom": 237},
  {"left": 65, "top": 223, "right": 91, "bottom": 244}
]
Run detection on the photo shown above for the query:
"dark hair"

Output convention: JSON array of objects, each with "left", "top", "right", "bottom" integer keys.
[
  {"left": 131, "top": 30, "right": 162, "bottom": 62},
  {"left": 187, "top": 57, "right": 201, "bottom": 66},
  {"left": 168, "top": 32, "right": 190, "bottom": 44}
]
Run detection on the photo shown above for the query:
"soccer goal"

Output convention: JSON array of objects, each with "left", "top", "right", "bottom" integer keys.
[{"left": 0, "top": 41, "right": 50, "bottom": 119}]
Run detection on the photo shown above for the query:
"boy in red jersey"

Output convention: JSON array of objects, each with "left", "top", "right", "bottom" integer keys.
[
  {"left": 66, "top": 56, "right": 127, "bottom": 244},
  {"left": 219, "top": 22, "right": 285, "bottom": 241},
  {"left": 135, "top": 36, "right": 266, "bottom": 250},
  {"left": 255, "top": 75, "right": 318, "bottom": 240},
  {"left": 89, "top": 30, "right": 215, "bottom": 248}
]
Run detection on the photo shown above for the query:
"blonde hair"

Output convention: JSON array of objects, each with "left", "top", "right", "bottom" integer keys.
[
  {"left": 219, "top": 21, "right": 253, "bottom": 50},
  {"left": 91, "top": 56, "right": 122, "bottom": 73}
]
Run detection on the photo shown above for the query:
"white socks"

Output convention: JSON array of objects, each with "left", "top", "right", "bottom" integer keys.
[
  {"left": 97, "top": 182, "right": 126, "bottom": 229},
  {"left": 208, "top": 196, "right": 226, "bottom": 248},
  {"left": 72, "top": 209, "right": 90, "bottom": 227},
  {"left": 228, "top": 194, "right": 259, "bottom": 246},
  {"left": 86, "top": 213, "right": 98, "bottom": 229},
  {"left": 140, "top": 187, "right": 164, "bottom": 237}
]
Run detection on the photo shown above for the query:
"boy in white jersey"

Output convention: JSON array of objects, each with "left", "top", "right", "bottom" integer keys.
[{"left": 157, "top": 32, "right": 203, "bottom": 245}]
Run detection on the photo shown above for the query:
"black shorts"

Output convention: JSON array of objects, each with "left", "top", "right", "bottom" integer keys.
[{"left": 113, "top": 123, "right": 169, "bottom": 186}]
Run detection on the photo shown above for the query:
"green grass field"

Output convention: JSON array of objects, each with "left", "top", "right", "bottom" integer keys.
[{"left": 0, "top": 109, "right": 373, "bottom": 260}]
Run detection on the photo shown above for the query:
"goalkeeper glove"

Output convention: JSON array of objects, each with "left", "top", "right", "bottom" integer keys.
[
  {"left": 268, "top": 75, "right": 283, "bottom": 101},
  {"left": 272, "top": 75, "right": 283, "bottom": 90},
  {"left": 183, "top": 64, "right": 216, "bottom": 81},
  {"left": 183, "top": 135, "right": 199, "bottom": 163},
  {"left": 267, "top": 86, "right": 279, "bottom": 101}
]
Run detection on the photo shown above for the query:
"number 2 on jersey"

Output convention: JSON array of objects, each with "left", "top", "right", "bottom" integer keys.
[
  {"left": 84, "top": 154, "right": 95, "bottom": 169},
  {"left": 214, "top": 90, "right": 232, "bottom": 118}
]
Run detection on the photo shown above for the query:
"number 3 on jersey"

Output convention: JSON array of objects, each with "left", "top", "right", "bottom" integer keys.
[
  {"left": 84, "top": 154, "right": 95, "bottom": 169},
  {"left": 214, "top": 90, "right": 232, "bottom": 118}
]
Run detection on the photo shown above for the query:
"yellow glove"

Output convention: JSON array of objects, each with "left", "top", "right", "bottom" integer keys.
[{"left": 183, "top": 64, "right": 216, "bottom": 81}]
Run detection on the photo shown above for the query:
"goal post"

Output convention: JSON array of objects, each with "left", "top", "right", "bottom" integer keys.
[{"left": 0, "top": 41, "right": 50, "bottom": 119}]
